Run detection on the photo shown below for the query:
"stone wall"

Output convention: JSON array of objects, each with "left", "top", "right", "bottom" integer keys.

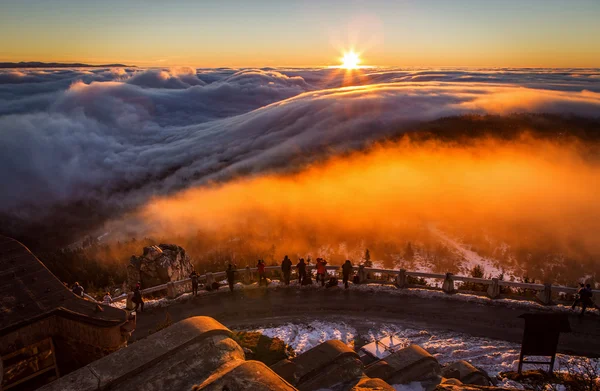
[{"left": 0, "top": 314, "right": 128, "bottom": 376}]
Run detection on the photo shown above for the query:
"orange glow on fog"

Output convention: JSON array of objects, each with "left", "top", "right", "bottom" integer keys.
[{"left": 132, "top": 136, "right": 600, "bottom": 262}]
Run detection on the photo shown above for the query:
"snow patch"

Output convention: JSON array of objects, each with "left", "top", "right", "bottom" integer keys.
[{"left": 252, "top": 320, "right": 356, "bottom": 354}]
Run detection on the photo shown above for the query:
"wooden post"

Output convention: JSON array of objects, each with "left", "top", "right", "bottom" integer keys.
[
  {"left": 396, "top": 269, "right": 407, "bottom": 288},
  {"left": 442, "top": 273, "right": 455, "bottom": 294},
  {"left": 487, "top": 278, "right": 500, "bottom": 299}
]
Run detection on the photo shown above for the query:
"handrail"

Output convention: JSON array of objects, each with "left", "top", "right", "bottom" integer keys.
[
  {"left": 104, "top": 265, "right": 598, "bottom": 306},
  {"left": 452, "top": 276, "right": 493, "bottom": 285},
  {"left": 497, "top": 280, "right": 545, "bottom": 289},
  {"left": 405, "top": 271, "right": 446, "bottom": 279}
]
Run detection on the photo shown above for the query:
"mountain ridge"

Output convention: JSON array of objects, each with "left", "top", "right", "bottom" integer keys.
[{"left": 0, "top": 61, "right": 134, "bottom": 68}]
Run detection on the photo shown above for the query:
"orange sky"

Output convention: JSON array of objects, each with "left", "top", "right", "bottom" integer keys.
[{"left": 1, "top": 0, "right": 599, "bottom": 67}]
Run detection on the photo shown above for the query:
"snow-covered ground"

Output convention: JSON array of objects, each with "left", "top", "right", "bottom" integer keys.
[
  {"left": 429, "top": 225, "right": 511, "bottom": 279},
  {"left": 248, "top": 320, "right": 599, "bottom": 390}
]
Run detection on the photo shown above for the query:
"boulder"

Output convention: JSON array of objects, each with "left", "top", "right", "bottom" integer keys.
[
  {"left": 193, "top": 360, "right": 297, "bottom": 390},
  {"left": 435, "top": 385, "right": 514, "bottom": 391},
  {"left": 127, "top": 244, "right": 193, "bottom": 288},
  {"left": 441, "top": 378, "right": 463, "bottom": 386},
  {"left": 441, "top": 360, "right": 491, "bottom": 386},
  {"left": 349, "top": 377, "right": 396, "bottom": 391},
  {"left": 272, "top": 340, "right": 364, "bottom": 391},
  {"left": 365, "top": 344, "right": 442, "bottom": 391}
]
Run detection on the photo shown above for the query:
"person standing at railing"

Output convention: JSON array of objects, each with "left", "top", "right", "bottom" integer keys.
[
  {"left": 133, "top": 283, "right": 144, "bottom": 312},
  {"left": 316, "top": 258, "right": 327, "bottom": 287},
  {"left": 281, "top": 255, "right": 292, "bottom": 285},
  {"left": 574, "top": 284, "right": 594, "bottom": 317},
  {"left": 297, "top": 258, "right": 307, "bottom": 284},
  {"left": 257, "top": 259, "right": 267, "bottom": 286},
  {"left": 342, "top": 260, "right": 353, "bottom": 289},
  {"left": 571, "top": 283, "right": 585, "bottom": 310},
  {"left": 103, "top": 292, "right": 113, "bottom": 305},
  {"left": 226, "top": 264, "right": 236, "bottom": 292},
  {"left": 190, "top": 270, "right": 199, "bottom": 296}
]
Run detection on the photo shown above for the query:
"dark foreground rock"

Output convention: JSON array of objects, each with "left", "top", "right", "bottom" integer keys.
[{"left": 365, "top": 344, "right": 442, "bottom": 390}]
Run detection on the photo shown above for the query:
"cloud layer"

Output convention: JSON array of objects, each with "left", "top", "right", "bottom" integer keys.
[{"left": 1, "top": 67, "right": 599, "bottom": 239}]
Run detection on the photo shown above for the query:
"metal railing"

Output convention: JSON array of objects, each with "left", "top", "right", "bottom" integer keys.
[{"left": 93, "top": 265, "right": 597, "bottom": 307}]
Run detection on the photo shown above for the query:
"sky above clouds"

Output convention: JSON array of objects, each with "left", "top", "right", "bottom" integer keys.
[{"left": 1, "top": 0, "right": 599, "bottom": 67}]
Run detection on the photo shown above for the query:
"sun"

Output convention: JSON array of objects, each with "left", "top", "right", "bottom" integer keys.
[{"left": 341, "top": 50, "right": 361, "bottom": 69}]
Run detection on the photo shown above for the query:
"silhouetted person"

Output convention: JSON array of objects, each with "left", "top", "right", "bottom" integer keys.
[
  {"left": 316, "top": 258, "right": 327, "bottom": 287},
  {"left": 342, "top": 260, "right": 353, "bottom": 289},
  {"left": 226, "top": 264, "right": 236, "bottom": 292},
  {"left": 72, "top": 282, "right": 84, "bottom": 297},
  {"left": 257, "top": 260, "right": 267, "bottom": 286},
  {"left": 190, "top": 270, "right": 199, "bottom": 296},
  {"left": 133, "top": 283, "right": 144, "bottom": 312},
  {"left": 281, "top": 255, "right": 292, "bottom": 285},
  {"left": 571, "top": 283, "right": 585, "bottom": 310},
  {"left": 577, "top": 284, "right": 594, "bottom": 317},
  {"left": 297, "top": 258, "right": 307, "bottom": 284}
]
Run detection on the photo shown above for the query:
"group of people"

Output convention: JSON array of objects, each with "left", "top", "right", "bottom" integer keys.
[
  {"left": 189, "top": 263, "right": 238, "bottom": 295},
  {"left": 572, "top": 283, "right": 595, "bottom": 317},
  {"left": 186, "top": 256, "right": 358, "bottom": 294},
  {"left": 280, "top": 256, "right": 356, "bottom": 289}
]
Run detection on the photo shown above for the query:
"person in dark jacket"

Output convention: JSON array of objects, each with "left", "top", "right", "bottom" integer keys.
[
  {"left": 576, "top": 284, "right": 595, "bottom": 317},
  {"left": 72, "top": 282, "right": 84, "bottom": 297},
  {"left": 296, "top": 258, "right": 307, "bottom": 284},
  {"left": 571, "top": 283, "right": 585, "bottom": 309},
  {"left": 281, "top": 255, "right": 292, "bottom": 285},
  {"left": 189, "top": 270, "right": 199, "bottom": 296},
  {"left": 257, "top": 260, "right": 267, "bottom": 286},
  {"left": 342, "top": 260, "right": 353, "bottom": 289},
  {"left": 133, "top": 283, "right": 144, "bottom": 312},
  {"left": 226, "top": 264, "right": 236, "bottom": 292}
]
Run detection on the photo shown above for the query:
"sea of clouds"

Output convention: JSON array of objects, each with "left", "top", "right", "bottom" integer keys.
[{"left": 1, "top": 67, "right": 600, "bottom": 237}]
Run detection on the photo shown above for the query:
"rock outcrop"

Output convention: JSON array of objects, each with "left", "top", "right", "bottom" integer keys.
[
  {"left": 364, "top": 344, "right": 442, "bottom": 391},
  {"left": 272, "top": 340, "right": 364, "bottom": 391},
  {"left": 127, "top": 244, "right": 193, "bottom": 288},
  {"left": 349, "top": 377, "right": 396, "bottom": 391},
  {"left": 441, "top": 360, "right": 491, "bottom": 386}
]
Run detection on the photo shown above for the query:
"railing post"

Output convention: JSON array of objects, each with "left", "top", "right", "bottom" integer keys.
[
  {"left": 126, "top": 292, "right": 134, "bottom": 310},
  {"left": 358, "top": 266, "right": 367, "bottom": 284},
  {"left": 167, "top": 282, "right": 176, "bottom": 299},
  {"left": 206, "top": 272, "right": 214, "bottom": 289},
  {"left": 487, "top": 278, "right": 500, "bottom": 299},
  {"left": 442, "top": 273, "right": 455, "bottom": 294},
  {"left": 396, "top": 269, "right": 407, "bottom": 289},
  {"left": 536, "top": 283, "right": 553, "bottom": 305},
  {"left": 244, "top": 266, "right": 251, "bottom": 284}
]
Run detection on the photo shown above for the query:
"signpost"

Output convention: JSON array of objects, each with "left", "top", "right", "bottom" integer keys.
[{"left": 518, "top": 313, "right": 571, "bottom": 374}]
